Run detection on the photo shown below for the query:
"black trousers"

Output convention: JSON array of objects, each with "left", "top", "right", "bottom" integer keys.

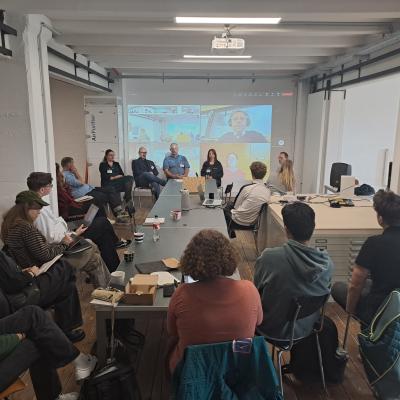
[
  {"left": 36, "top": 261, "right": 83, "bottom": 333},
  {"left": 105, "top": 176, "right": 133, "bottom": 202},
  {"left": 83, "top": 217, "right": 120, "bottom": 272},
  {"left": 331, "top": 280, "right": 373, "bottom": 327},
  {"left": 223, "top": 207, "right": 253, "bottom": 238},
  {"left": 88, "top": 187, "right": 122, "bottom": 213},
  {"left": 0, "top": 305, "right": 79, "bottom": 400}
]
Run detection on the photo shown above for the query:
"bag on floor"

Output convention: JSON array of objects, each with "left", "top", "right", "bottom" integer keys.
[
  {"left": 358, "top": 289, "right": 400, "bottom": 400},
  {"left": 79, "top": 362, "right": 141, "bottom": 400},
  {"left": 289, "top": 316, "right": 348, "bottom": 383}
]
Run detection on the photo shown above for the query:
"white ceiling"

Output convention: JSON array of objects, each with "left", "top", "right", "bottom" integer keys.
[{"left": 5, "top": 0, "right": 400, "bottom": 77}]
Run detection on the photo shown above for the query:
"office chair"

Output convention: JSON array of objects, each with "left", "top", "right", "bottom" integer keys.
[
  {"left": 258, "top": 293, "right": 330, "bottom": 395},
  {"left": 324, "top": 163, "right": 352, "bottom": 193}
]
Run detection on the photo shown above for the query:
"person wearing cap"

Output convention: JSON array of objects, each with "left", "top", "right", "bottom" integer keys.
[
  {"left": 0, "top": 191, "right": 85, "bottom": 343},
  {"left": 1, "top": 190, "right": 111, "bottom": 288}
]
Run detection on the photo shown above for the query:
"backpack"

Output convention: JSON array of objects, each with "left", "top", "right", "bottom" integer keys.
[
  {"left": 358, "top": 289, "right": 400, "bottom": 400},
  {"left": 79, "top": 363, "right": 141, "bottom": 400},
  {"left": 289, "top": 316, "right": 348, "bottom": 383}
]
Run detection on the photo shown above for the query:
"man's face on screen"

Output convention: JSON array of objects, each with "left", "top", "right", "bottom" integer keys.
[
  {"left": 231, "top": 112, "right": 247, "bottom": 135},
  {"left": 170, "top": 144, "right": 178, "bottom": 156}
]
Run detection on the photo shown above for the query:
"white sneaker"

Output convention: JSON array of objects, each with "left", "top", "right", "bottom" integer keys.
[
  {"left": 57, "top": 393, "right": 79, "bottom": 400},
  {"left": 75, "top": 354, "right": 97, "bottom": 381}
]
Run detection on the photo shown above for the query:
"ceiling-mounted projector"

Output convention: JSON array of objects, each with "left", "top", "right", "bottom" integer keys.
[
  {"left": 212, "top": 36, "right": 245, "bottom": 50},
  {"left": 211, "top": 25, "right": 245, "bottom": 52}
]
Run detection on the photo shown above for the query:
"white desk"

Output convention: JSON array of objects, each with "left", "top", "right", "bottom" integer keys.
[{"left": 261, "top": 196, "right": 382, "bottom": 283}]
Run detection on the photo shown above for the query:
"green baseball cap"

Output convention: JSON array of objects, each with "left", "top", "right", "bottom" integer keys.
[{"left": 15, "top": 190, "right": 49, "bottom": 207}]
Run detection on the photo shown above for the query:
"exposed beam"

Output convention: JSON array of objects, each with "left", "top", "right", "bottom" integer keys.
[
  {"left": 71, "top": 45, "right": 343, "bottom": 57},
  {"left": 59, "top": 34, "right": 367, "bottom": 48},
  {"left": 52, "top": 20, "right": 390, "bottom": 36}
]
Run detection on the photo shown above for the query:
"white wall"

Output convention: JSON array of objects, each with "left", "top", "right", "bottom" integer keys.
[
  {"left": 339, "top": 74, "right": 400, "bottom": 189},
  {"left": 0, "top": 13, "right": 34, "bottom": 218},
  {"left": 50, "top": 78, "right": 96, "bottom": 175}
]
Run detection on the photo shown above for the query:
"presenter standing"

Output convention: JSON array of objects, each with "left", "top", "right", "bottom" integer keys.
[
  {"left": 200, "top": 149, "right": 224, "bottom": 188},
  {"left": 163, "top": 143, "right": 190, "bottom": 179}
]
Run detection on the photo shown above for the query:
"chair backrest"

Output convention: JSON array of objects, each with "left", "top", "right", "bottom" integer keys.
[
  {"left": 173, "top": 337, "right": 282, "bottom": 399},
  {"left": 254, "top": 203, "right": 268, "bottom": 231},
  {"left": 287, "top": 294, "right": 329, "bottom": 321},
  {"left": 330, "top": 163, "right": 352, "bottom": 189}
]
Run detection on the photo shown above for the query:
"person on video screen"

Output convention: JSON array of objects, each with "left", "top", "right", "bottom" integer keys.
[
  {"left": 219, "top": 110, "right": 266, "bottom": 143},
  {"left": 223, "top": 153, "right": 246, "bottom": 182}
]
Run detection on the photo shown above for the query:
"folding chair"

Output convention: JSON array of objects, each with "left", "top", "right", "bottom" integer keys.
[{"left": 258, "top": 293, "right": 330, "bottom": 396}]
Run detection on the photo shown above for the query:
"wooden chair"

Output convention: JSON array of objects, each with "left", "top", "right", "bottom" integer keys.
[{"left": 0, "top": 377, "right": 26, "bottom": 399}]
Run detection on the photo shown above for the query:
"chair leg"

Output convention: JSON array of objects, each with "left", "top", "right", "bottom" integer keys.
[
  {"left": 277, "top": 350, "right": 284, "bottom": 397},
  {"left": 315, "top": 333, "right": 326, "bottom": 391},
  {"left": 253, "top": 230, "right": 259, "bottom": 256},
  {"left": 138, "top": 193, "right": 142, "bottom": 209}
]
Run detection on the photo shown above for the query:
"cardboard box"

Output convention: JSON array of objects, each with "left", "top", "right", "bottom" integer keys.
[{"left": 123, "top": 274, "right": 158, "bottom": 305}]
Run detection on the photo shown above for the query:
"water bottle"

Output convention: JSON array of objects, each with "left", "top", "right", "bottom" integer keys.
[{"left": 152, "top": 215, "right": 160, "bottom": 242}]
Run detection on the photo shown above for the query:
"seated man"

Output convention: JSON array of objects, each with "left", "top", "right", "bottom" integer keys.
[
  {"left": 223, "top": 161, "right": 270, "bottom": 238},
  {"left": 163, "top": 143, "right": 190, "bottom": 179},
  {"left": 132, "top": 146, "right": 166, "bottom": 199},
  {"left": 61, "top": 157, "right": 129, "bottom": 223},
  {"left": 254, "top": 202, "right": 333, "bottom": 340},
  {"left": 0, "top": 305, "right": 96, "bottom": 400},
  {"left": 332, "top": 190, "right": 400, "bottom": 326},
  {"left": 27, "top": 172, "right": 128, "bottom": 272}
]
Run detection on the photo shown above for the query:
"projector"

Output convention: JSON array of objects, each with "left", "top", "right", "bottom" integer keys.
[{"left": 212, "top": 36, "right": 245, "bottom": 50}]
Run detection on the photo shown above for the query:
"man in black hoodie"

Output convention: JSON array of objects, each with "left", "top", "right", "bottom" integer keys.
[{"left": 254, "top": 202, "right": 333, "bottom": 340}]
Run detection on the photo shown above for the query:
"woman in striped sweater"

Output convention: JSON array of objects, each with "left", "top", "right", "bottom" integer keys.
[
  {"left": 0, "top": 191, "right": 85, "bottom": 343},
  {"left": 1, "top": 191, "right": 110, "bottom": 288}
]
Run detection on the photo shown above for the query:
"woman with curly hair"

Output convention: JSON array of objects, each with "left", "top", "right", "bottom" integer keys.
[{"left": 167, "top": 229, "right": 263, "bottom": 373}]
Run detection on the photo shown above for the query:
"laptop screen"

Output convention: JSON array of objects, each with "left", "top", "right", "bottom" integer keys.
[{"left": 83, "top": 204, "right": 99, "bottom": 227}]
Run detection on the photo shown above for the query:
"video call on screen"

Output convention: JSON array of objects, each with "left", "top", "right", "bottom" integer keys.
[{"left": 127, "top": 104, "right": 272, "bottom": 187}]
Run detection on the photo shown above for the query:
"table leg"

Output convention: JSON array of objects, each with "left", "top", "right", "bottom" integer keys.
[{"left": 96, "top": 310, "right": 108, "bottom": 367}]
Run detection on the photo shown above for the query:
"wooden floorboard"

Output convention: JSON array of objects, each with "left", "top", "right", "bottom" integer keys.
[{"left": 13, "top": 201, "right": 374, "bottom": 400}]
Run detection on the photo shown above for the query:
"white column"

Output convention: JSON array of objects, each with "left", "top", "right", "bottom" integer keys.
[{"left": 23, "top": 14, "right": 58, "bottom": 213}]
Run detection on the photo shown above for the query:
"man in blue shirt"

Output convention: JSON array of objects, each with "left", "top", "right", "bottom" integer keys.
[
  {"left": 132, "top": 147, "right": 166, "bottom": 199},
  {"left": 61, "top": 157, "right": 129, "bottom": 222},
  {"left": 162, "top": 143, "right": 190, "bottom": 179}
]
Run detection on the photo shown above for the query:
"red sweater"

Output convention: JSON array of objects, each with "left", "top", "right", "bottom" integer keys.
[
  {"left": 167, "top": 277, "right": 263, "bottom": 372},
  {"left": 57, "top": 184, "right": 82, "bottom": 219}
]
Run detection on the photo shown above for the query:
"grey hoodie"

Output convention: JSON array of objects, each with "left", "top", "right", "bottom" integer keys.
[{"left": 254, "top": 239, "right": 333, "bottom": 340}]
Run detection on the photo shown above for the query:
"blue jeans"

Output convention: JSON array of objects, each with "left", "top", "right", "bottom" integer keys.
[{"left": 137, "top": 172, "right": 166, "bottom": 199}]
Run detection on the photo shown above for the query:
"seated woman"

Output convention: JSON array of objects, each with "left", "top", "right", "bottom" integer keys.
[
  {"left": 200, "top": 148, "right": 224, "bottom": 188},
  {"left": 0, "top": 305, "right": 96, "bottom": 400},
  {"left": 167, "top": 229, "right": 263, "bottom": 373},
  {"left": 1, "top": 190, "right": 110, "bottom": 288},
  {"left": 332, "top": 190, "right": 400, "bottom": 326},
  {"left": 268, "top": 159, "right": 295, "bottom": 193},
  {"left": 99, "top": 149, "right": 134, "bottom": 214}
]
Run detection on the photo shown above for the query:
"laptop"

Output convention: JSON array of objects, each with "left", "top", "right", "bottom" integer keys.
[{"left": 67, "top": 203, "right": 99, "bottom": 230}]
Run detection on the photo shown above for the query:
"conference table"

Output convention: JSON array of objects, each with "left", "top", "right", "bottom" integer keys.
[{"left": 93, "top": 178, "right": 240, "bottom": 366}]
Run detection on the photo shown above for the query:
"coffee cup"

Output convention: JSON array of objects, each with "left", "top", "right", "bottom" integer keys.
[
  {"left": 170, "top": 209, "right": 182, "bottom": 221},
  {"left": 123, "top": 250, "right": 135, "bottom": 262},
  {"left": 110, "top": 271, "right": 125, "bottom": 286}
]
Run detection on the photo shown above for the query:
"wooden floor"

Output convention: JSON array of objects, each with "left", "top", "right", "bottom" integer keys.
[{"left": 14, "top": 198, "right": 374, "bottom": 400}]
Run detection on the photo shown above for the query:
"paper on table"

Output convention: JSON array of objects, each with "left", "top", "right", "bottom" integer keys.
[
  {"left": 75, "top": 195, "right": 94, "bottom": 203},
  {"left": 150, "top": 271, "right": 180, "bottom": 286},
  {"left": 144, "top": 217, "right": 165, "bottom": 225},
  {"left": 37, "top": 254, "right": 63, "bottom": 275},
  {"left": 162, "top": 258, "right": 180, "bottom": 269}
]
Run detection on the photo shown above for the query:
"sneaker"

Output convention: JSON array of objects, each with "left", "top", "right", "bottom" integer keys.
[
  {"left": 57, "top": 393, "right": 79, "bottom": 400},
  {"left": 116, "top": 212, "right": 130, "bottom": 224},
  {"left": 115, "top": 239, "right": 132, "bottom": 249},
  {"left": 75, "top": 354, "right": 97, "bottom": 381},
  {"left": 65, "top": 329, "right": 86, "bottom": 343}
]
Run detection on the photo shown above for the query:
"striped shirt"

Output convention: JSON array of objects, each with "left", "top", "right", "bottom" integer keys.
[{"left": 4, "top": 221, "right": 67, "bottom": 268}]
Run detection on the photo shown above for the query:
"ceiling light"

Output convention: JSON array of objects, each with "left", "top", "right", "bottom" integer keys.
[
  {"left": 175, "top": 17, "right": 281, "bottom": 24},
  {"left": 183, "top": 55, "right": 252, "bottom": 59}
]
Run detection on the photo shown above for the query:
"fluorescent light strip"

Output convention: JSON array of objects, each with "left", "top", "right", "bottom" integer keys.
[
  {"left": 176, "top": 17, "right": 281, "bottom": 24},
  {"left": 183, "top": 55, "right": 252, "bottom": 59}
]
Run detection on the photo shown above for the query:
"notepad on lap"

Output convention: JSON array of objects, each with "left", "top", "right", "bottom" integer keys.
[{"left": 37, "top": 254, "right": 63, "bottom": 275}]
